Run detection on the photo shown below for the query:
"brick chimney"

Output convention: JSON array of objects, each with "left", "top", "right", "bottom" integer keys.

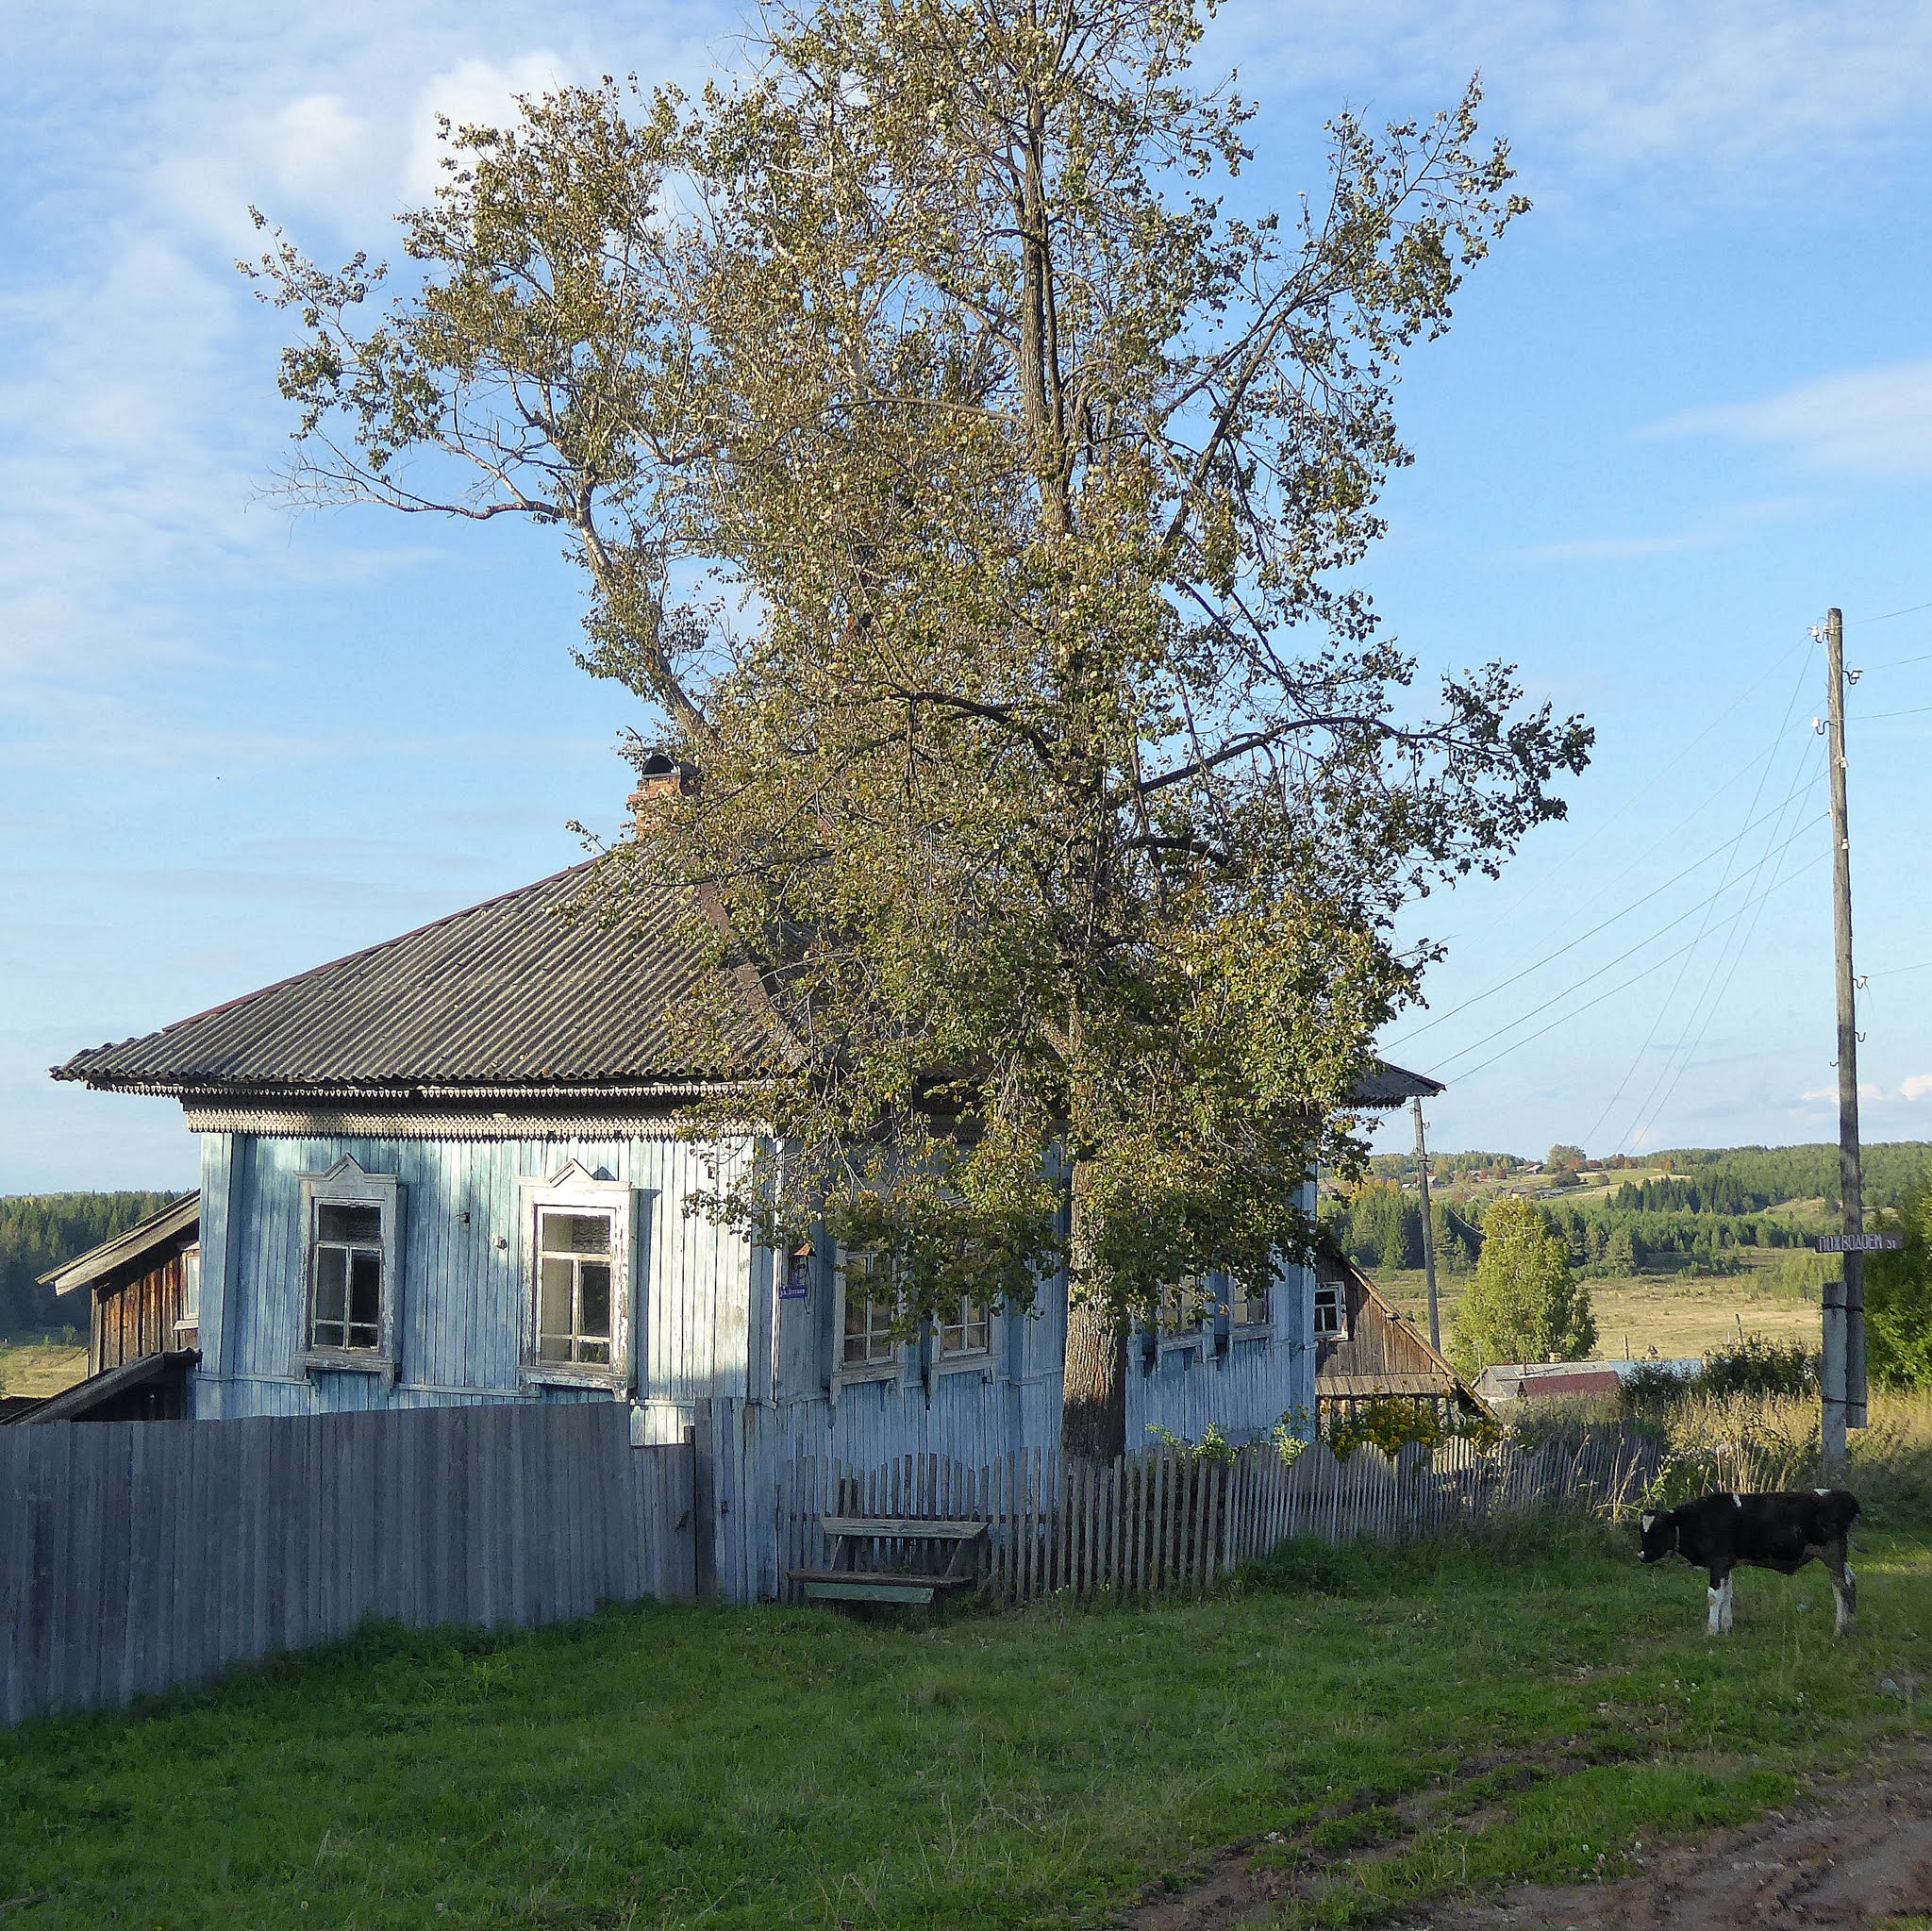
[{"left": 628, "top": 750, "right": 698, "bottom": 834}]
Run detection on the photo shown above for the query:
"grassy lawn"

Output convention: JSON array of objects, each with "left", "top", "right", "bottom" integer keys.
[
  {"left": 1375, "top": 1264, "right": 1822, "bottom": 1360},
  {"left": 0, "top": 1341, "right": 88, "bottom": 1399},
  {"left": 3, "top": 1518, "right": 1929, "bottom": 1930}
]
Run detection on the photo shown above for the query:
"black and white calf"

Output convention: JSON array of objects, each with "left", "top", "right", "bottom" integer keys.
[{"left": 1639, "top": 1489, "right": 1862, "bottom": 1636}]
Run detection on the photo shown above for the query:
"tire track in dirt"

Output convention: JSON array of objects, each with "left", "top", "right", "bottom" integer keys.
[{"left": 1112, "top": 1748, "right": 1932, "bottom": 1930}]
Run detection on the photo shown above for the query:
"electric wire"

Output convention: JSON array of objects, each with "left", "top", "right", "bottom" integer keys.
[
  {"left": 1849, "top": 599, "right": 1932, "bottom": 624},
  {"left": 1860, "top": 650, "right": 1932, "bottom": 672},
  {"left": 1854, "top": 704, "right": 1932, "bottom": 721},
  {"left": 1432, "top": 853, "right": 1829, "bottom": 1089},
  {"left": 1868, "top": 959, "right": 1932, "bottom": 980},
  {"left": 1619, "top": 738, "right": 1825, "bottom": 1154},
  {"left": 1421, "top": 636, "right": 1809, "bottom": 954},
  {"left": 1386, "top": 751, "right": 1827, "bottom": 1050},
  {"left": 1597, "top": 653, "right": 1817, "bottom": 1153},
  {"left": 1420, "top": 809, "right": 1827, "bottom": 1078}
]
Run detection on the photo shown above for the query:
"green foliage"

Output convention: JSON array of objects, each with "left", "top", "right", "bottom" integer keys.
[
  {"left": 0, "top": 1192, "right": 178, "bottom": 1339},
  {"left": 1325, "top": 1396, "right": 1442, "bottom": 1462},
  {"left": 1142, "top": 1421, "right": 1237, "bottom": 1466},
  {"left": 1699, "top": 1336, "right": 1818, "bottom": 1402},
  {"left": 1867, "top": 1177, "right": 1932, "bottom": 1390},
  {"left": 1449, "top": 1196, "right": 1595, "bottom": 1374},
  {"left": 247, "top": 1, "right": 1587, "bottom": 1457}
]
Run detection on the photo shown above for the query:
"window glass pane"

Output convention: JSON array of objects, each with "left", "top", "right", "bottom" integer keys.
[
  {"left": 540, "top": 1256, "right": 574, "bottom": 1347},
  {"left": 348, "top": 1250, "right": 383, "bottom": 1344},
  {"left": 577, "top": 1339, "right": 611, "bottom": 1366},
  {"left": 313, "top": 1246, "right": 347, "bottom": 1346},
  {"left": 940, "top": 1296, "right": 990, "bottom": 1357},
  {"left": 319, "top": 1202, "right": 382, "bottom": 1245},
  {"left": 578, "top": 1261, "right": 612, "bottom": 1340},
  {"left": 541, "top": 1211, "right": 609, "bottom": 1257}
]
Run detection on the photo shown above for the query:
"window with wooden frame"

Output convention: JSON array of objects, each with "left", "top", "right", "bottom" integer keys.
[
  {"left": 296, "top": 1157, "right": 401, "bottom": 1376},
  {"left": 836, "top": 1247, "right": 903, "bottom": 1381},
  {"left": 1313, "top": 1282, "right": 1346, "bottom": 1340},
  {"left": 1228, "top": 1277, "right": 1272, "bottom": 1332},
  {"left": 934, "top": 1292, "right": 993, "bottom": 1369},
  {"left": 519, "top": 1165, "right": 635, "bottom": 1391},
  {"left": 1158, "top": 1275, "right": 1211, "bottom": 1340}
]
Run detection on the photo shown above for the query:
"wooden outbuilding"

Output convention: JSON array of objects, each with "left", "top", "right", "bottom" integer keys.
[
  {"left": 11, "top": 1194, "right": 201, "bottom": 1423},
  {"left": 1313, "top": 1251, "right": 1488, "bottom": 1421}
]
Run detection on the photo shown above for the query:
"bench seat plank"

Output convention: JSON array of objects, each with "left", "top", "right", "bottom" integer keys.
[
  {"left": 789, "top": 1567, "right": 976, "bottom": 1591},
  {"left": 819, "top": 1516, "right": 989, "bottom": 1540},
  {"left": 796, "top": 1577, "right": 941, "bottom": 1606}
]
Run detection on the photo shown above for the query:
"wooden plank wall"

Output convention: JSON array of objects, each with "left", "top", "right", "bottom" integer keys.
[
  {"left": 779, "top": 1431, "right": 1665, "bottom": 1605},
  {"left": 0, "top": 1404, "right": 694, "bottom": 1728},
  {"left": 93, "top": 1253, "right": 191, "bottom": 1374}
]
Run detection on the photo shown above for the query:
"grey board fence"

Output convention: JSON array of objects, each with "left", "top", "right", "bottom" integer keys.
[
  {"left": 781, "top": 1432, "right": 1663, "bottom": 1604},
  {"left": 1, "top": 1404, "right": 693, "bottom": 1728}
]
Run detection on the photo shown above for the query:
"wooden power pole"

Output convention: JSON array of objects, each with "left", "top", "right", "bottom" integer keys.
[
  {"left": 1412, "top": 1095, "right": 1441, "bottom": 1354},
  {"left": 1824, "top": 607, "right": 1868, "bottom": 1479}
]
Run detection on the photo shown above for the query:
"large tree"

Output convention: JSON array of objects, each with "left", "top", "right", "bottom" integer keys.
[
  {"left": 1449, "top": 1196, "right": 1596, "bottom": 1375},
  {"left": 248, "top": 0, "right": 1590, "bottom": 1460}
]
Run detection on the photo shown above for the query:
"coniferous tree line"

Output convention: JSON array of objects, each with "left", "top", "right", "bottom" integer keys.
[{"left": 0, "top": 1193, "right": 179, "bottom": 1338}]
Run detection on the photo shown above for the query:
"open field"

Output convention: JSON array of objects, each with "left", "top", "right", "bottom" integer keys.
[
  {"left": 0, "top": 1341, "right": 87, "bottom": 1398},
  {"left": 3, "top": 1493, "right": 1930, "bottom": 1928},
  {"left": 1375, "top": 1263, "right": 1824, "bottom": 1362}
]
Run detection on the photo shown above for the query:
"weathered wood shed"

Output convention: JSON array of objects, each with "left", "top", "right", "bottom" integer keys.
[
  {"left": 1313, "top": 1251, "right": 1488, "bottom": 1420},
  {"left": 17, "top": 1193, "right": 202, "bottom": 1423}
]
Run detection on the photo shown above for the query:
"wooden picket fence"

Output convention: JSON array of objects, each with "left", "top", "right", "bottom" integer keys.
[{"left": 780, "top": 1431, "right": 1661, "bottom": 1604}]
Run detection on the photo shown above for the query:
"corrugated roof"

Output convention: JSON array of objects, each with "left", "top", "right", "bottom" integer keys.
[
  {"left": 52, "top": 862, "right": 780, "bottom": 1098},
  {"left": 1350, "top": 1058, "right": 1444, "bottom": 1106},
  {"left": 52, "top": 855, "right": 1443, "bottom": 1111}
]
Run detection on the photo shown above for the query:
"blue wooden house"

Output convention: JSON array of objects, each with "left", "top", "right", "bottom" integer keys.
[{"left": 54, "top": 850, "right": 1437, "bottom": 1597}]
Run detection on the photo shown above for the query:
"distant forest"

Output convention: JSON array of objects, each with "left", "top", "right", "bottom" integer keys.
[
  {"left": 1329, "top": 1141, "right": 1932, "bottom": 1282},
  {"left": 0, "top": 1193, "right": 182, "bottom": 1338}
]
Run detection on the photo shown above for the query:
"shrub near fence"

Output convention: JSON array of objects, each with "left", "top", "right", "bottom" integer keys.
[
  {"left": 0, "top": 1404, "right": 694, "bottom": 1729},
  {"left": 781, "top": 1432, "right": 1662, "bottom": 1605}
]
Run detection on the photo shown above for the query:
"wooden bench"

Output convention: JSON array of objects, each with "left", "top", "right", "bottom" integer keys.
[{"left": 790, "top": 1514, "right": 990, "bottom": 1606}]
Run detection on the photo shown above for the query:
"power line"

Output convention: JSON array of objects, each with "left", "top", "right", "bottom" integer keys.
[
  {"left": 1849, "top": 599, "right": 1932, "bottom": 624},
  {"left": 1868, "top": 958, "right": 1932, "bottom": 980},
  {"left": 1860, "top": 650, "right": 1932, "bottom": 672},
  {"left": 1387, "top": 755, "right": 1826, "bottom": 1049},
  {"left": 1855, "top": 704, "right": 1932, "bottom": 721},
  {"left": 1598, "top": 652, "right": 1817, "bottom": 1154},
  {"left": 1435, "top": 854, "right": 1828, "bottom": 1088},
  {"left": 1620, "top": 746, "right": 1823, "bottom": 1155},
  {"left": 1422, "top": 810, "right": 1827, "bottom": 1077}
]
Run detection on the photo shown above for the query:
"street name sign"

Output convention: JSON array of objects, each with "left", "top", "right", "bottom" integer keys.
[{"left": 1814, "top": 1232, "right": 1906, "bottom": 1254}]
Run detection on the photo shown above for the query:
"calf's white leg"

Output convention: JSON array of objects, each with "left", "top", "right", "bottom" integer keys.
[
  {"left": 1831, "top": 1561, "right": 1857, "bottom": 1638},
  {"left": 1707, "top": 1582, "right": 1727, "bottom": 1636}
]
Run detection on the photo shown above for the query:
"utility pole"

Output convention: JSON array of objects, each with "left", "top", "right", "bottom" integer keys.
[
  {"left": 1412, "top": 1095, "right": 1441, "bottom": 1354},
  {"left": 1824, "top": 607, "right": 1867, "bottom": 1480}
]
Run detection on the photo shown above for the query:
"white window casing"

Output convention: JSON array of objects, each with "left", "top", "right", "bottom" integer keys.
[
  {"left": 1313, "top": 1282, "right": 1346, "bottom": 1340},
  {"left": 834, "top": 1246, "right": 906, "bottom": 1389},
  {"left": 933, "top": 1291, "right": 996, "bottom": 1376},
  {"left": 518, "top": 1164, "right": 637, "bottom": 1394},
  {"left": 295, "top": 1157, "right": 402, "bottom": 1378}
]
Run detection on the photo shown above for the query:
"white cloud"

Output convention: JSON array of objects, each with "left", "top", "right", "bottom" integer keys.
[
  {"left": 1651, "top": 359, "right": 1932, "bottom": 479},
  {"left": 1220, "top": 0, "right": 1932, "bottom": 182},
  {"left": 1902, "top": 1073, "right": 1932, "bottom": 1103},
  {"left": 405, "top": 53, "right": 575, "bottom": 203},
  {"left": 1801, "top": 1076, "right": 1932, "bottom": 1106}
]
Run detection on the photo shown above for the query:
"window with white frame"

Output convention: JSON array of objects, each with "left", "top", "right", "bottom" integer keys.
[
  {"left": 1158, "top": 1275, "right": 1210, "bottom": 1340},
  {"left": 936, "top": 1293, "right": 992, "bottom": 1364},
  {"left": 1229, "top": 1277, "right": 1271, "bottom": 1331},
  {"left": 838, "top": 1248, "right": 901, "bottom": 1375},
  {"left": 519, "top": 1166, "right": 635, "bottom": 1390},
  {"left": 297, "top": 1157, "right": 401, "bottom": 1373},
  {"left": 1313, "top": 1282, "right": 1346, "bottom": 1339}
]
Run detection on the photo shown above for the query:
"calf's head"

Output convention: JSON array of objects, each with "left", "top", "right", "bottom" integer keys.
[{"left": 1639, "top": 1508, "right": 1679, "bottom": 1564}]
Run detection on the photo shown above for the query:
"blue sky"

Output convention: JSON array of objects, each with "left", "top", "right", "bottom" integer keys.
[{"left": 6, "top": 0, "right": 1931, "bottom": 1192}]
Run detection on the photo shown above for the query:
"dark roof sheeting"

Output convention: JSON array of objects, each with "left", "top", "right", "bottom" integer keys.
[
  {"left": 1350, "top": 1058, "right": 1444, "bottom": 1107},
  {"left": 52, "top": 863, "right": 776, "bottom": 1098}
]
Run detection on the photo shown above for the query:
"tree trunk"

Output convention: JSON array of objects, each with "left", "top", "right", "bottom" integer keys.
[{"left": 1060, "top": 1157, "right": 1126, "bottom": 1465}]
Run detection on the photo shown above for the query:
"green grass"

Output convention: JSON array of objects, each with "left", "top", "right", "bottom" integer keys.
[{"left": 4, "top": 1519, "right": 1930, "bottom": 1929}]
